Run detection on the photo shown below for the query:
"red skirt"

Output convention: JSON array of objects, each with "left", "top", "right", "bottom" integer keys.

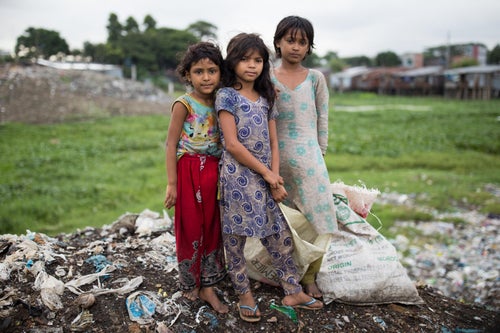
[{"left": 174, "top": 154, "right": 226, "bottom": 290}]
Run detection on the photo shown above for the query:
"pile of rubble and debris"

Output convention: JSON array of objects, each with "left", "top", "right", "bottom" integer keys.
[
  {"left": 1, "top": 206, "right": 498, "bottom": 332},
  {"left": 0, "top": 65, "right": 173, "bottom": 124}
]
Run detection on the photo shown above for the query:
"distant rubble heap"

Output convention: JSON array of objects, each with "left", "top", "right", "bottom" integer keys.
[{"left": 0, "top": 65, "right": 173, "bottom": 124}]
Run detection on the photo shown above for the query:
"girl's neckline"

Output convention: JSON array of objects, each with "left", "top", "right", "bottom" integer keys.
[
  {"left": 273, "top": 68, "right": 310, "bottom": 91},
  {"left": 231, "top": 87, "right": 260, "bottom": 103},
  {"left": 188, "top": 92, "right": 212, "bottom": 106}
]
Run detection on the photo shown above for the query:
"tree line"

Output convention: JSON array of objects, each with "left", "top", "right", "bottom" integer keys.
[{"left": 3, "top": 13, "right": 500, "bottom": 83}]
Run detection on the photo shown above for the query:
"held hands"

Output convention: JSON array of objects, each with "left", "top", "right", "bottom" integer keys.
[
  {"left": 263, "top": 170, "right": 284, "bottom": 190},
  {"left": 271, "top": 184, "right": 288, "bottom": 202},
  {"left": 264, "top": 170, "right": 287, "bottom": 202}
]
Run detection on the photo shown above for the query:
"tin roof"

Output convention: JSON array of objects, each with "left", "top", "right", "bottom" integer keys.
[
  {"left": 444, "top": 65, "right": 500, "bottom": 75},
  {"left": 396, "top": 66, "right": 443, "bottom": 77}
]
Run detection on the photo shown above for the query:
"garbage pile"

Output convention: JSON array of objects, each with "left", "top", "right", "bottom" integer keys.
[
  {"left": 382, "top": 192, "right": 499, "bottom": 310},
  {"left": 1, "top": 65, "right": 172, "bottom": 103},
  {"left": 0, "top": 207, "right": 498, "bottom": 332},
  {"left": 0, "top": 65, "right": 173, "bottom": 124}
]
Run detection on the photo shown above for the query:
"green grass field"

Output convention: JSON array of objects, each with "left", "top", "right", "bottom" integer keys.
[{"left": 1, "top": 92, "right": 499, "bottom": 236}]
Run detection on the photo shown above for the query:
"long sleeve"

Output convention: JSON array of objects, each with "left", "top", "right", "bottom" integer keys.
[{"left": 314, "top": 70, "right": 330, "bottom": 155}]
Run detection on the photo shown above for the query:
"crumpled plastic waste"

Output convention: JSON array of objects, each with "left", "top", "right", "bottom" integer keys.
[
  {"left": 390, "top": 209, "right": 499, "bottom": 309},
  {"left": 65, "top": 265, "right": 143, "bottom": 296},
  {"left": 34, "top": 271, "right": 65, "bottom": 311},
  {"left": 85, "top": 254, "right": 112, "bottom": 273},
  {"left": 134, "top": 209, "right": 172, "bottom": 236},
  {"left": 70, "top": 309, "right": 94, "bottom": 331},
  {"left": 196, "top": 305, "right": 219, "bottom": 330},
  {"left": 126, "top": 291, "right": 160, "bottom": 325},
  {"left": 373, "top": 316, "right": 387, "bottom": 330}
]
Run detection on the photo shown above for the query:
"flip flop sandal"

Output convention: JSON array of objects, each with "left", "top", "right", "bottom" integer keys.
[
  {"left": 237, "top": 303, "right": 261, "bottom": 322},
  {"left": 290, "top": 297, "right": 323, "bottom": 311}
]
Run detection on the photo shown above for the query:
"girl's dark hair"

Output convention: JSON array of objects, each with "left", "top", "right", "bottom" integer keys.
[
  {"left": 176, "top": 41, "right": 224, "bottom": 85},
  {"left": 273, "top": 16, "right": 315, "bottom": 58},
  {"left": 223, "top": 33, "right": 276, "bottom": 109}
]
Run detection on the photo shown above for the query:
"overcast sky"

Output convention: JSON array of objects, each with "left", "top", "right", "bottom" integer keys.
[{"left": 1, "top": 0, "right": 499, "bottom": 58}]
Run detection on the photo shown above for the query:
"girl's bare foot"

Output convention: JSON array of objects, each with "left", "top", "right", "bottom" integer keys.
[
  {"left": 199, "top": 287, "right": 229, "bottom": 314},
  {"left": 282, "top": 291, "right": 323, "bottom": 310},
  {"left": 183, "top": 288, "right": 199, "bottom": 301},
  {"left": 303, "top": 282, "right": 323, "bottom": 298}
]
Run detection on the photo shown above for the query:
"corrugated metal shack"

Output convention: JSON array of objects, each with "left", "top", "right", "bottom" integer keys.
[
  {"left": 444, "top": 65, "right": 500, "bottom": 100},
  {"left": 330, "top": 65, "right": 500, "bottom": 99},
  {"left": 392, "top": 66, "right": 444, "bottom": 96}
]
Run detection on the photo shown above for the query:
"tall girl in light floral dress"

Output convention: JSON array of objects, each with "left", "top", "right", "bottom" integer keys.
[{"left": 272, "top": 16, "right": 338, "bottom": 299}]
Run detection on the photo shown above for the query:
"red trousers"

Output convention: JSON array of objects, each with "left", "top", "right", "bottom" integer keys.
[{"left": 174, "top": 154, "right": 226, "bottom": 290}]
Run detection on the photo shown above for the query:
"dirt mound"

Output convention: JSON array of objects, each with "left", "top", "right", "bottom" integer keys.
[
  {"left": 0, "top": 212, "right": 498, "bottom": 333},
  {"left": 0, "top": 65, "right": 173, "bottom": 124}
]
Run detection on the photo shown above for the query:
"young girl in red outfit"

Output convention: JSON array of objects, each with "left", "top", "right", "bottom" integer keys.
[{"left": 164, "top": 41, "right": 228, "bottom": 314}]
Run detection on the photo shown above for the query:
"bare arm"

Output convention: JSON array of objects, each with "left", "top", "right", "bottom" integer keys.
[
  {"left": 218, "top": 110, "right": 284, "bottom": 190},
  {"left": 164, "top": 101, "right": 188, "bottom": 209},
  {"left": 268, "top": 118, "right": 287, "bottom": 202}
]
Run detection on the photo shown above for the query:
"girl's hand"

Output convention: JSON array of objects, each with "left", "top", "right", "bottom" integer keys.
[
  {"left": 264, "top": 170, "right": 284, "bottom": 190},
  {"left": 164, "top": 185, "right": 177, "bottom": 209},
  {"left": 271, "top": 185, "right": 288, "bottom": 202}
]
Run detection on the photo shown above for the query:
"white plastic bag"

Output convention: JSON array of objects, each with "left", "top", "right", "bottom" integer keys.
[{"left": 244, "top": 203, "right": 326, "bottom": 286}]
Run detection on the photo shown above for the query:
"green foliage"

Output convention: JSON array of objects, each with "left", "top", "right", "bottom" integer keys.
[
  {"left": 302, "top": 52, "right": 324, "bottom": 68},
  {"left": 1, "top": 93, "right": 499, "bottom": 236},
  {"left": 143, "top": 15, "right": 157, "bottom": 32},
  {"left": 374, "top": 51, "right": 401, "bottom": 67},
  {"left": 327, "top": 94, "right": 500, "bottom": 226},
  {"left": 106, "top": 13, "right": 122, "bottom": 44},
  {"left": 0, "top": 116, "right": 168, "bottom": 235},
  {"left": 342, "top": 55, "right": 373, "bottom": 67},
  {"left": 329, "top": 57, "right": 347, "bottom": 73},
  {"left": 83, "top": 13, "right": 200, "bottom": 80},
  {"left": 0, "top": 53, "right": 14, "bottom": 64},
  {"left": 124, "top": 16, "right": 140, "bottom": 34},
  {"left": 15, "top": 27, "right": 70, "bottom": 58},
  {"left": 487, "top": 44, "right": 500, "bottom": 64},
  {"left": 186, "top": 20, "right": 218, "bottom": 40}
]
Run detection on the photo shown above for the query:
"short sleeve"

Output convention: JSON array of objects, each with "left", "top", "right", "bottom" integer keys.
[
  {"left": 269, "top": 103, "right": 279, "bottom": 120},
  {"left": 215, "top": 88, "right": 237, "bottom": 116}
]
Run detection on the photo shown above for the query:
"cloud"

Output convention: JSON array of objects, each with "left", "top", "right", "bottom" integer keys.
[{"left": 0, "top": 0, "right": 498, "bottom": 57}]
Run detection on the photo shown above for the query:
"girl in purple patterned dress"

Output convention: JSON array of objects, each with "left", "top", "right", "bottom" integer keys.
[{"left": 215, "top": 33, "right": 323, "bottom": 323}]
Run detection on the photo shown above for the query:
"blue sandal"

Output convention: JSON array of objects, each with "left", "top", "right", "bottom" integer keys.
[
  {"left": 292, "top": 297, "right": 323, "bottom": 311},
  {"left": 237, "top": 303, "right": 261, "bottom": 322}
]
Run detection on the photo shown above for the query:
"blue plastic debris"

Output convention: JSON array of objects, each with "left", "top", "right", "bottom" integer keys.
[
  {"left": 373, "top": 316, "right": 387, "bottom": 330},
  {"left": 25, "top": 259, "right": 34, "bottom": 269},
  {"left": 85, "top": 254, "right": 112, "bottom": 272},
  {"left": 126, "top": 294, "right": 156, "bottom": 322},
  {"left": 195, "top": 306, "right": 219, "bottom": 330}
]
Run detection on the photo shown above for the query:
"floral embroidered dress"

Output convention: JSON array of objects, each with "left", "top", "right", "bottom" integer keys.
[
  {"left": 215, "top": 87, "right": 287, "bottom": 238},
  {"left": 271, "top": 69, "right": 338, "bottom": 234}
]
